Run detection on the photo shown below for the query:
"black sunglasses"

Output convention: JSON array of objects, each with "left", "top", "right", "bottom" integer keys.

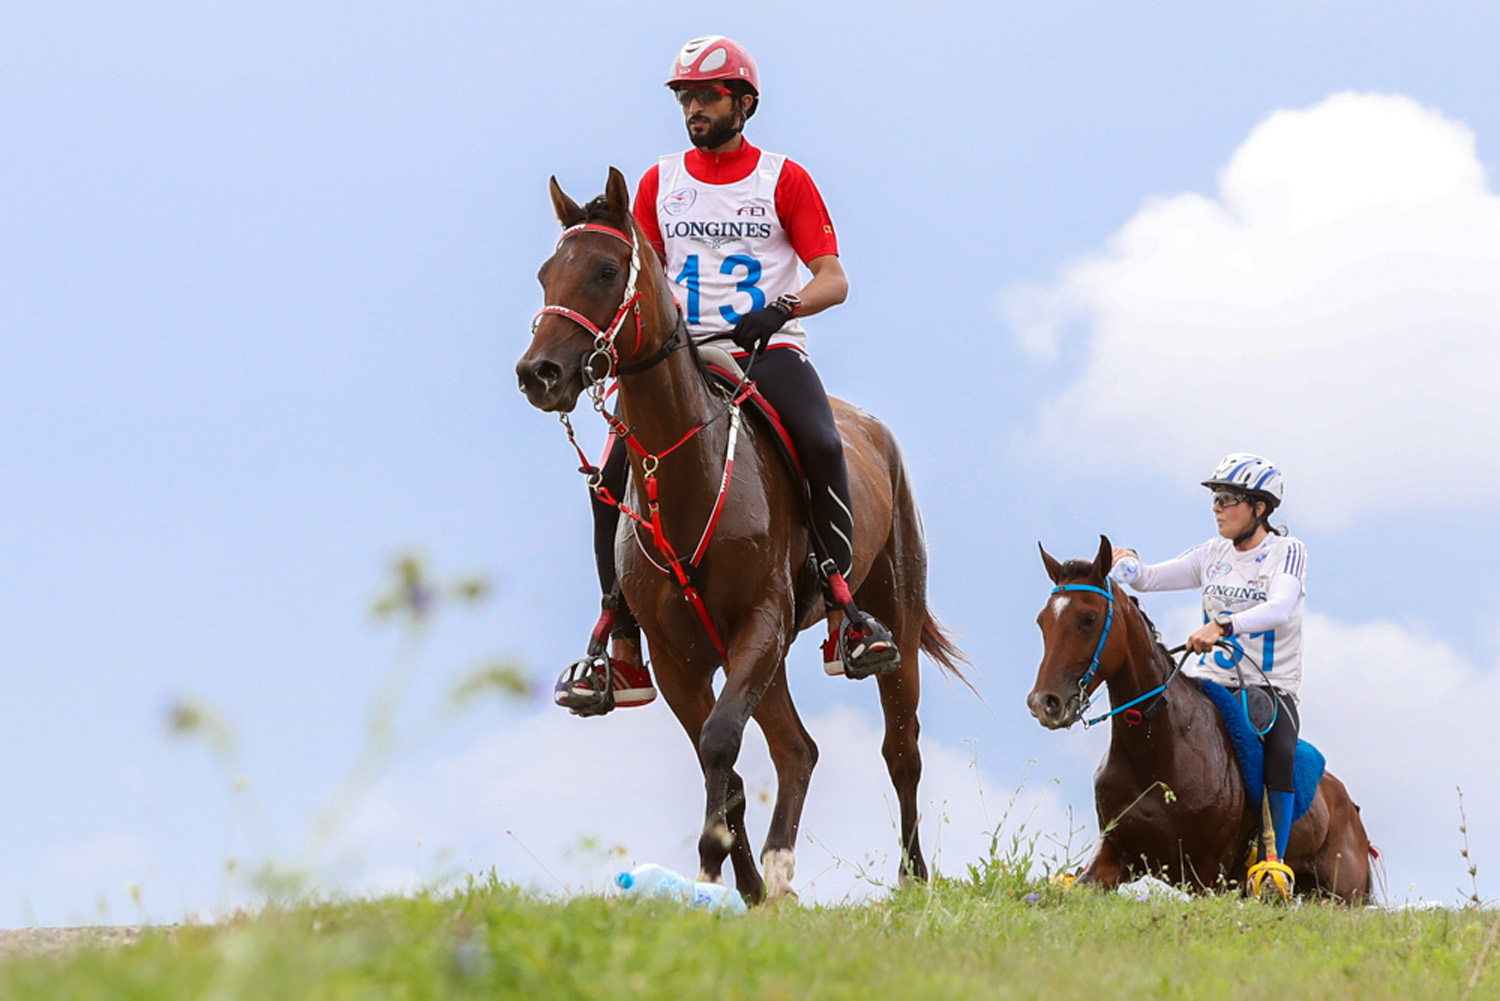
[{"left": 1211, "top": 490, "right": 1248, "bottom": 508}]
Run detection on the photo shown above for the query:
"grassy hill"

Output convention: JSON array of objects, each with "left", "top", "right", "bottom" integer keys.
[{"left": 3, "top": 869, "right": 1495, "bottom": 1000}]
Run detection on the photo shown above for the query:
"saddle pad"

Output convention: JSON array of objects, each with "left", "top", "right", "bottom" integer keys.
[{"left": 1196, "top": 678, "right": 1325, "bottom": 822}]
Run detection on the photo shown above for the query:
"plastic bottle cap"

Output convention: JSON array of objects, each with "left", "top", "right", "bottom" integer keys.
[{"left": 616, "top": 872, "right": 633, "bottom": 889}]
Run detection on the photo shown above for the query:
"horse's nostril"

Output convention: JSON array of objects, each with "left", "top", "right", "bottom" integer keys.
[{"left": 516, "top": 358, "right": 562, "bottom": 395}]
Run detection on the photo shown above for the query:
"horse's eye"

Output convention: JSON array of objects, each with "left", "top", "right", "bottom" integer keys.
[
  {"left": 1079, "top": 612, "right": 1098, "bottom": 631},
  {"left": 598, "top": 265, "right": 620, "bottom": 282}
]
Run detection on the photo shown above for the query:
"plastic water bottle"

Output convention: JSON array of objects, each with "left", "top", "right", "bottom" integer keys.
[
  {"left": 615, "top": 864, "right": 748, "bottom": 916},
  {"left": 616, "top": 863, "right": 692, "bottom": 901},
  {"left": 1111, "top": 555, "right": 1142, "bottom": 585},
  {"left": 690, "top": 879, "right": 749, "bottom": 916}
]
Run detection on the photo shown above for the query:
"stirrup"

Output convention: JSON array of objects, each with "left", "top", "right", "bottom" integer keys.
[
  {"left": 1247, "top": 859, "right": 1295, "bottom": 903},
  {"left": 840, "top": 611, "right": 900, "bottom": 680},
  {"left": 554, "top": 655, "right": 615, "bottom": 717}
]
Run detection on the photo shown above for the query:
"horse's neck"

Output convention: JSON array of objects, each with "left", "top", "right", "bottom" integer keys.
[
  {"left": 1104, "top": 602, "right": 1174, "bottom": 711},
  {"left": 614, "top": 279, "right": 729, "bottom": 509}
]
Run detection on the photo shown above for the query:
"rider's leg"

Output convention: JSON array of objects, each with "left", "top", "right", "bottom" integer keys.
[
  {"left": 739, "top": 346, "right": 898, "bottom": 678},
  {"left": 1262, "top": 695, "right": 1301, "bottom": 860},
  {"left": 554, "top": 436, "right": 655, "bottom": 714}
]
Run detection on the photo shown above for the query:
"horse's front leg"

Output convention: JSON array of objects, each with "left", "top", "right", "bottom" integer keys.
[
  {"left": 749, "top": 664, "right": 818, "bottom": 904},
  {"left": 696, "top": 612, "right": 787, "bottom": 904},
  {"left": 1076, "top": 836, "right": 1127, "bottom": 889}
]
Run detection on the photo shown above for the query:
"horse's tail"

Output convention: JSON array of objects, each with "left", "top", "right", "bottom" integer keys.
[{"left": 921, "top": 609, "right": 978, "bottom": 695}]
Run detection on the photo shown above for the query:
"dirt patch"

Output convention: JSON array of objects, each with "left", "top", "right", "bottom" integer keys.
[{"left": 0, "top": 926, "right": 173, "bottom": 962}]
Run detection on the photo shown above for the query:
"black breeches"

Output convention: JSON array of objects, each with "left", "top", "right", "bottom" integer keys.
[
  {"left": 738, "top": 347, "right": 853, "bottom": 576},
  {"left": 1262, "top": 692, "right": 1301, "bottom": 793},
  {"left": 592, "top": 436, "right": 629, "bottom": 595},
  {"left": 587, "top": 345, "right": 855, "bottom": 595}
]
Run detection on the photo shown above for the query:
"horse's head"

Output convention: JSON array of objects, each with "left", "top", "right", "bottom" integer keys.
[
  {"left": 516, "top": 167, "right": 654, "bottom": 413},
  {"left": 1028, "top": 535, "right": 1123, "bottom": 729}
]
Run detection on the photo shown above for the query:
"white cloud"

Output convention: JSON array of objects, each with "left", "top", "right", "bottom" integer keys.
[
  {"left": 330, "top": 703, "right": 1078, "bottom": 903},
  {"left": 1299, "top": 612, "right": 1500, "bottom": 903},
  {"left": 1007, "top": 92, "right": 1500, "bottom": 526}
]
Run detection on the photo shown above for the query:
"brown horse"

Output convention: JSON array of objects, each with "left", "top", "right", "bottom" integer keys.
[
  {"left": 515, "top": 168, "right": 967, "bottom": 904},
  {"left": 1027, "top": 536, "right": 1372, "bottom": 902}
]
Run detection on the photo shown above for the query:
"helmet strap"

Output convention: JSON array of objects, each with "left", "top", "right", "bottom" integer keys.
[{"left": 1233, "top": 500, "right": 1270, "bottom": 548}]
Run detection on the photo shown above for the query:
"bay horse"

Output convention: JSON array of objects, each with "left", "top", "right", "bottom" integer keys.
[
  {"left": 515, "top": 168, "right": 968, "bottom": 904},
  {"left": 1027, "top": 536, "right": 1372, "bottom": 902}
]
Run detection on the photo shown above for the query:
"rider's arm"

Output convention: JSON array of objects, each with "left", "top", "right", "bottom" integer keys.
[
  {"left": 796, "top": 255, "right": 848, "bottom": 317},
  {"left": 1226, "top": 573, "right": 1302, "bottom": 635},
  {"left": 773, "top": 158, "right": 845, "bottom": 316},
  {"left": 632, "top": 166, "right": 666, "bottom": 263},
  {"left": 1224, "top": 541, "right": 1306, "bottom": 635},
  {"left": 1127, "top": 543, "right": 1210, "bottom": 592}
]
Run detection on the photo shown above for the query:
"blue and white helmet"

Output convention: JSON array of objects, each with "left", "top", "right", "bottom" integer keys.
[{"left": 1202, "top": 453, "right": 1283, "bottom": 510}]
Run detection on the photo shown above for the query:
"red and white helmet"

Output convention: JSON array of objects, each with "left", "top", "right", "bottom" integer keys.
[{"left": 665, "top": 35, "right": 759, "bottom": 94}]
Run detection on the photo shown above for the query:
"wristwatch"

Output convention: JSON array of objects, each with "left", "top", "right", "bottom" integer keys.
[
  {"left": 771, "top": 293, "right": 803, "bottom": 318},
  {"left": 1213, "top": 609, "right": 1235, "bottom": 636}
]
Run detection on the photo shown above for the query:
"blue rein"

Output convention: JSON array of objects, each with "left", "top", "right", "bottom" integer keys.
[{"left": 1050, "top": 580, "right": 1185, "bottom": 729}]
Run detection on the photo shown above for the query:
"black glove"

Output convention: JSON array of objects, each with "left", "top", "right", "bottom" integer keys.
[{"left": 729, "top": 301, "right": 793, "bottom": 356}]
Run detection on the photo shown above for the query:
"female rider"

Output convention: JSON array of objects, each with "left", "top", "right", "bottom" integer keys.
[{"left": 1112, "top": 453, "right": 1307, "bottom": 887}]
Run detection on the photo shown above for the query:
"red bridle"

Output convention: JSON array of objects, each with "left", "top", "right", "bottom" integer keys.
[
  {"left": 537, "top": 217, "right": 744, "bottom": 660},
  {"left": 531, "top": 223, "right": 645, "bottom": 381}
]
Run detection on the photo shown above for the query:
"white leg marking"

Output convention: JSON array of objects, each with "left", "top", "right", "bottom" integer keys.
[{"left": 762, "top": 848, "right": 798, "bottom": 903}]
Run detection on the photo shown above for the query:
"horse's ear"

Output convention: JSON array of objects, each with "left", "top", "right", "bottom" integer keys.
[
  {"left": 1039, "top": 542, "right": 1066, "bottom": 585},
  {"left": 604, "top": 166, "right": 632, "bottom": 222},
  {"left": 550, "top": 176, "right": 586, "bottom": 227},
  {"left": 1092, "top": 534, "right": 1114, "bottom": 582}
]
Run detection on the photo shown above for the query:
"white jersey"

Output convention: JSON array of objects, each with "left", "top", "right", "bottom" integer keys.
[
  {"left": 656, "top": 151, "right": 808, "bottom": 351},
  {"left": 1128, "top": 534, "right": 1307, "bottom": 698}
]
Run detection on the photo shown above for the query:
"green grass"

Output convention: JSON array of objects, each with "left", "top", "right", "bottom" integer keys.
[{"left": 3, "top": 871, "right": 1496, "bottom": 1001}]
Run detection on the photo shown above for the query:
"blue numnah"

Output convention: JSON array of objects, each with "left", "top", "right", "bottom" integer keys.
[{"left": 1196, "top": 678, "right": 1324, "bottom": 821}]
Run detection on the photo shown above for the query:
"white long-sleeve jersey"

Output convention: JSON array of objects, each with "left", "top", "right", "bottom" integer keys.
[{"left": 1127, "top": 533, "right": 1307, "bottom": 699}]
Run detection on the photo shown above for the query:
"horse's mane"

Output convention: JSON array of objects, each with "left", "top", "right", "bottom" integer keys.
[{"left": 581, "top": 195, "right": 720, "bottom": 396}]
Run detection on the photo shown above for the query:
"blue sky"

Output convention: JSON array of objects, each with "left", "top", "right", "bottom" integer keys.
[{"left": 4, "top": 1, "right": 1500, "bottom": 925}]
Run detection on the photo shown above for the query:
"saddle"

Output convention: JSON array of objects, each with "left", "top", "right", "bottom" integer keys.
[
  {"left": 699, "top": 345, "right": 805, "bottom": 480},
  {"left": 1196, "top": 678, "right": 1325, "bottom": 823}
]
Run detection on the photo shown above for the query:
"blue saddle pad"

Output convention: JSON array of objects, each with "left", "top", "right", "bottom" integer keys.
[{"left": 1196, "top": 678, "right": 1324, "bottom": 821}]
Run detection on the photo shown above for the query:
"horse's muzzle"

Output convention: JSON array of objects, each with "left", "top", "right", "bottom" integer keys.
[
  {"left": 1027, "top": 689, "right": 1076, "bottom": 730},
  {"left": 515, "top": 356, "right": 573, "bottom": 412}
]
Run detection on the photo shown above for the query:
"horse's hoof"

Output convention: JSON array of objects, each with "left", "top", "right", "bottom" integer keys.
[{"left": 763, "top": 887, "right": 800, "bottom": 909}]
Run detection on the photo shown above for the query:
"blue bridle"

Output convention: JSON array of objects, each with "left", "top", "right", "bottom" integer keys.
[
  {"left": 1049, "top": 580, "right": 1190, "bottom": 729},
  {"left": 1050, "top": 581, "right": 1116, "bottom": 723}
]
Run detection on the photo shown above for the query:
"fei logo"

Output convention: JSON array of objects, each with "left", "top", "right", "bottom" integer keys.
[
  {"left": 662, "top": 187, "right": 697, "bottom": 216},
  {"left": 1206, "top": 560, "right": 1232, "bottom": 581}
]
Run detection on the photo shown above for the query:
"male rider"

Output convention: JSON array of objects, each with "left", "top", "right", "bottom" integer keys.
[{"left": 555, "top": 35, "right": 896, "bottom": 714}]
